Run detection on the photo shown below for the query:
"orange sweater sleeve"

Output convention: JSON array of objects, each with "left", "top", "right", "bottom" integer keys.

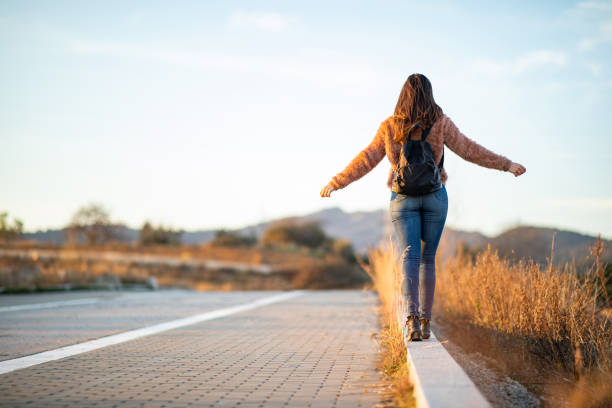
[
  {"left": 329, "top": 121, "right": 387, "bottom": 190},
  {"left": 442, "top": 115, "right": 512, "bottom": 171}
]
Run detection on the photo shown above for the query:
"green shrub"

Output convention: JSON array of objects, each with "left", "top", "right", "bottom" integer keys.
[
  {"left": 261, "top": 219, "right": 327, "bottom": 249},
  {"left": 331, "top": 238, "right": 357, "bottom": 263},
  {"left": 291, "top": 258, "right": 369, "bottom": 289},
  {"left": 0, "top": 211, "right": 23, "bottom": 242},
  {"left": 139, "top": 221, "right": 183, "bottom": 246},
  {"left": 210, "top": 229, "right": 257, "bottom": 247}
]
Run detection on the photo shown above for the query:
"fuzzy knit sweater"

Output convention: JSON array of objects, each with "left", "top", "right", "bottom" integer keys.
[{"left": 328, "top": 114, "right": 513, "bottom": 190}]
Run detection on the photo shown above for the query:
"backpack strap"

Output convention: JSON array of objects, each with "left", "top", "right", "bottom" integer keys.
[
  {"left": 406, "top": 123, "right": 422, "bottom": 139},
  {"left": 421, "top": 126, "right": 432, "bottom": 141},
  {"left": 421, "top": 126, "right": 443, "bottom": 169}
]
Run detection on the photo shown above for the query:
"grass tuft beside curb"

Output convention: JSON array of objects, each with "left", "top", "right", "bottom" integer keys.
[{"left": 359, "top": 237, "right": 416, "bottom": 408}]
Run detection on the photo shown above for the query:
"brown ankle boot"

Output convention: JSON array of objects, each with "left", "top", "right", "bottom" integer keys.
[
  {"left": 403, "top": 315, "right": 422, "bottom": 342},
  {"left": 419, "top": 317, "right": 431, "bottom": 339}
]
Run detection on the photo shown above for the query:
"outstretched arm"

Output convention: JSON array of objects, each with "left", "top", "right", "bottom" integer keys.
[
  {"left": 442, "top": 115, "right": 513, "bottom": 171},
  {"left": 321, "top": 122, "right": 387, "bottom": 196}
]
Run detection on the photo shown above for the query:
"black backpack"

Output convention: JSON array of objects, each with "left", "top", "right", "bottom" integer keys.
[{"left": 391, "top": 124, "right": 444, "bottom": 196}]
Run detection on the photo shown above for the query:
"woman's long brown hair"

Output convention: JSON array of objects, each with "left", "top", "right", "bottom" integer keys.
[{"left": 393, "top": 73, "right": 443, "bottom": 143}]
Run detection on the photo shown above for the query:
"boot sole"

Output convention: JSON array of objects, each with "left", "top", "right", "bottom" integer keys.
[
  {"left": 410, "top": 332, "right": 422, "bottom": 341},
  {"left": 404, "top": 328, "right": 421, "bottom": 346}
]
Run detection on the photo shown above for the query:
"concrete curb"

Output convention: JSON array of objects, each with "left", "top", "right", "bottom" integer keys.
[{"left": 404, "top": 328, "right": 491, "bottom": 408}]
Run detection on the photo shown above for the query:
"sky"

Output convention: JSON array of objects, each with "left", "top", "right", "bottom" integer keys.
[{"left": 1, "top": 0, "right": 611, "bottom": 239}]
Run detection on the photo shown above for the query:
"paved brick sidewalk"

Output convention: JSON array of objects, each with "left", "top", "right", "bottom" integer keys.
[{"left": 0, "top": 290, "right": 384, "bottom": 408}]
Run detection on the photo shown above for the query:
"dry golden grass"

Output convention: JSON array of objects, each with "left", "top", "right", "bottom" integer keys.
[
  {"left": 358, "top": 236, "right": 415, "bottom": 408},
  {"left": 362, "top": 233, "right": 612, "bottom": 407},
  {"left": 435, "top": 238, "right": 612, "bottom": 406},
  {"left": 435, "top": 240, "right": 612, "bottom": 373}
]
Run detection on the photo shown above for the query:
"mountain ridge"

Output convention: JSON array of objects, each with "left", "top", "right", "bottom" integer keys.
[{"left": 20, "top": 206, "right": 610, "bottom": 269}]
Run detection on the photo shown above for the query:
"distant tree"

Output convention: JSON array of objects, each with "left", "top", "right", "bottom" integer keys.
[
  {"left": 291, "top": 259, "right": 369, "bottom": 289},
  {"left": 210, "top": 229, "right": 257, "bottom": 247},
  {"left": 140, "top": 221, "right": 155, "bottom": 245},
  {"left": 330, "top": 238, "right": 357, "bottom": 263},
  {"left": 0, "top": 211, "right": 24, "bottom": 243},
  {"left": 66, "top": 203, "right": 123, "bottom": 245},
  {"left": 139, "top": 221, "right": 183, "bottom": 246},
  {"left": 261, "top": 219, "right": 328, "bottom": 249}
]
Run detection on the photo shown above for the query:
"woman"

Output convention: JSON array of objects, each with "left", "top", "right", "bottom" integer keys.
[{"left": 319, "top": 73, "right": 526, "bottom": 342}]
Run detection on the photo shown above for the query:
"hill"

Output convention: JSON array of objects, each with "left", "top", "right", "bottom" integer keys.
[
  {"left": 488, "top": 225, "right": 610, "bottom": 270},
  {"left": 20, "top": 207, "right": 610, "bottom": 269}
]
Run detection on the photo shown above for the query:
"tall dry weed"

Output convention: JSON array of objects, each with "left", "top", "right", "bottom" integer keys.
[
  {"left": 358, "top": 236, "right": 415, "bottom": 408},
  {"left": 363, "top": 234, "right": 612, "bottom": 406},
  {"left": 360, "top": 236, "right": 404, "bottom": 332},
  {"left": 435, "top": 242, "right": 612, "bottom": 372}
]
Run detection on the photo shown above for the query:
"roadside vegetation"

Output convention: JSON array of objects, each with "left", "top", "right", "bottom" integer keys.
[
  {"left": 357, "top": 238, "right": 415, "bottom": 408},
  {"left": 0, "top": 211, "right": 23, "bottom": 243},
  {"left": 435, "top": 236, "right": 611, "bottom": 407},
  {"left": 140, "top": 221, "right": 184, "bottom": 246},
  {"left": 0, "top": 206, "right": 369, "bottom": 292},
  {"left": 364, "top": 233, "right": 612, "bottom": 407}
]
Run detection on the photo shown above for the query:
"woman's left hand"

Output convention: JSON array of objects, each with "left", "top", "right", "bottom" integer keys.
[
  {"left": 320, "top": 183, "right": 336, "bottom": 197},
  {"left": 508, "top": 162, "right": 526, "bottom": 177}
]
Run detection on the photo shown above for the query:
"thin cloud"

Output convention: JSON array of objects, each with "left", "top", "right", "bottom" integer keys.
[
  {"left": 579, "top": 37, "right": 597, "bottom": 51},
  {"left": 563, "top": 2, "right": 612, "bottom": 51},
  {"left": 515, "top": 50, "right": 567, "bottom": 72},
  {"left": 228, "top": 11, "right": 291, "bottom": 32},
  {"left": 472, "top": 50, "right": 567, "bottom": 77},
  {"left": 66, "top": 39, "right": 382, "bottom": 89},
  {"left": 577, "top": 1, "right": 612, "bottom": 11},
  {"left": 585, "top": 61, "right": 603, "bottom": 76},
  {"left": 579, "top": 20, "right": 612, "bottom": 51}
]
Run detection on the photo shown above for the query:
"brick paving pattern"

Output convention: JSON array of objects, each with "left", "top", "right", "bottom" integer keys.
[
  {"left": 0, "top": 290, "right": 273, "bottom": 361},
  {"left": 0, "top": 290, "right": 384, "bottom": 407}
]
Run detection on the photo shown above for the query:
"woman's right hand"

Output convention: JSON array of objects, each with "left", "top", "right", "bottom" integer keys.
[
  {"left": 508, "top": 162, "right": 526, "bottom": 177},
  {"left": 320, "top": 183, "right": 336, "bottom": 197}
]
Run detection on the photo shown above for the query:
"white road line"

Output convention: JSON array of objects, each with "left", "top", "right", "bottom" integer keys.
[
  {"left": 0, "top": 290, "right": 305, "bottom": 375},
  {"left": 0, "top": 298, "right": 102, "bottom": 313}
]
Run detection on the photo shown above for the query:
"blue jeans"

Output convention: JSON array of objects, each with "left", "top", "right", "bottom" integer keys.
[{"left": 389, "top": 185, "right": 448, "bottom": 320}]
